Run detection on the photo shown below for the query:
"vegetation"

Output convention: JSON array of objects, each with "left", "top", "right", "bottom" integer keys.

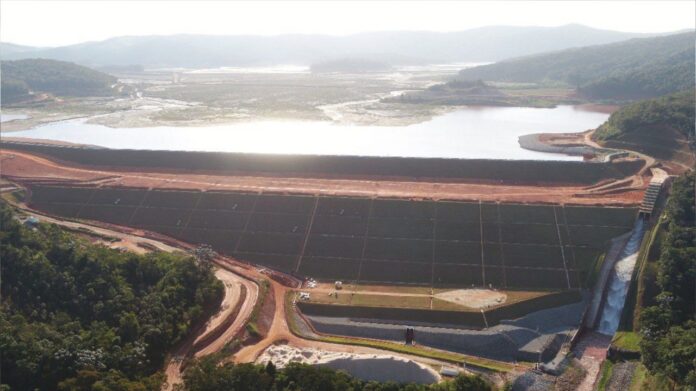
[
  {"left": 182, "top": 356, "right": 493, "bottom": 391},
  {"left": 611, "top": 331, "right": 642, "bottom": 353},
  {"left": 245, "top": 279, "right": 270, "bottom": 338},
  {"left": 389, "top": 80, "right": 519, "bottom": 107},
  {"left": 597, "top": 359, "right": 615, "bottom": 391},
  {"left": 594, "top": 90, "right": 695, "bottom": 166},
  {"left": 1, "top": 58, "right": 117, "bottom": 103},
  {"left": 457, "top": 32, "right": 695, "bottom": 100},
  {"left": 594, "top": 90, "right": 695, "bottom": 141},
  {"left": 638, "top": 171, "right": 696, "bottom": 389},
  {"left": 0, "top": 203, "right": 223, "bottom": 390}
]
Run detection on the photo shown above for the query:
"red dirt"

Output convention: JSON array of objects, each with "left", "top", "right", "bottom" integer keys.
[
  {"left": 573, "top": 332, "right": 613, "bottom": 391},
  {"left": 0, "top": 149, "right": 645, "bottom": 206}
]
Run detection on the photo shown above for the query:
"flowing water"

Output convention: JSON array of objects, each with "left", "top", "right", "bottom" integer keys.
[
  {"left": 598, "top": 219, "right": 645, "bottom": 335},
  {"left": 7, "top": 105, "right": 608, "bottom": 160}
]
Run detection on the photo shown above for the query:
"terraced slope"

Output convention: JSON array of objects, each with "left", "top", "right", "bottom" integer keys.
[{"left": 28, "top": 185, "right": 637, "bottom": 290}]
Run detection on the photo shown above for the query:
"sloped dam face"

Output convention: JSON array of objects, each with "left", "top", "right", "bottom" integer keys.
[{"left": 598, "top": 219, "right": 645, "bottom": 335}]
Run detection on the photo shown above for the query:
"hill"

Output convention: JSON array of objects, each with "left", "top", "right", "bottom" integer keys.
[
  {"left": 0, "top": 203, "right": 223, "bottom": 390},
  {"left": 0, "top": 42, "right": 42, "bottom": 56},
  {"left": 593, "top": 90, "right": 695, "bottom": 167},
  {"left": 0, "top": 25, "right": 655, "bottom": 68},
  {"left": 457, "top": 32, "right": 695, "bottom": 100},
  {"left": 386, "top": 79, "right": 511, "bottom": 106},
  {"left": 1, "top": 58, "right": 117, "bottom": 103}
]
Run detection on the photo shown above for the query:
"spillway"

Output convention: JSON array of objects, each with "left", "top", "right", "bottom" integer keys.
[{"left": 597, "top": 219, "right": 645, "bottom": 335}]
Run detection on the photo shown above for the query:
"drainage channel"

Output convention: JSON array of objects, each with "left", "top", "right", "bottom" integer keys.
[{"left": 597, "top": 218, "right": 645, "bottom": 335}]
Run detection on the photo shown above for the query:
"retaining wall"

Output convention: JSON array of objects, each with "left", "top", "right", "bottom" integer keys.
[
  {"left": 3, "top": 141, "right": 643, "bottom": 184},
  {"left": 298, "top": 290, "right": 582, "bottom": 329}
]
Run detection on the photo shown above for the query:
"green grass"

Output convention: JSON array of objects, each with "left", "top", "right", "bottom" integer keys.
[
  {"left": 319, "top": 335, "right": 515, "bottom": 372},
  {"left": 612, "top": 331, "right": 642, "bottom": 352},
  {"left": 246, "top": 279, "right": 270, "bottom": 337},
  {"left": 631, "top": 220, "right": 666, "bottom": 329},
  {"left": 0, "top": 189, "right": 26, "bottom": 204},
  {"left": 629, "top": 363, "right": 648, "bottom": 391},
  {"left": 350, "top": 294, "right": 431, "bottom": 309},
  {"left": 597, "top": 359, "right": 615, "bottom": 391}
]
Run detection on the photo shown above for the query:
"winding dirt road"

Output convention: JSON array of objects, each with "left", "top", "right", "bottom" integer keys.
[
  {"left": 1, "top": 196, "right": 258, "bottom": 390},
  {"left": 162, "top": 263, "right": 258, "bottom": 390}
]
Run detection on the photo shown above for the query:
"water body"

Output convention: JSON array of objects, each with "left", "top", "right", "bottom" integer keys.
[
  {"left": 9, "top": 105, "right": 608, "bottom": 160},
  {"left": 598, "top": 219, "right": 645, "bottom": 335},
  {"left": 1, "top": 114, "right": 29, "bottom": 123}
]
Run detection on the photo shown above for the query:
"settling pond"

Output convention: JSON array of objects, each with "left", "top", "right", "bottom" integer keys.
[{"left": 8, "top": 105, "right": 609, "bottom": 160}]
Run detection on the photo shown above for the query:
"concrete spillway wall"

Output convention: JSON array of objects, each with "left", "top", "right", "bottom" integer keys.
[{"left": 597, "top": 219, "right": 646, "bottom": 335}]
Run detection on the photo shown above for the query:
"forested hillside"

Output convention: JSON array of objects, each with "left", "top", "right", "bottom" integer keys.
[
  {"left": 0, "top": 204, "right": 223, "bottom": 390},
  {"left": 457, "top": 32, "right": 695, "bottom": 100},
  {"left": 593, "top": 90, "right": 695, "bottom": 167},
  {"left": 1, "top": 58, "right": 117, "bottom": 103},
  {"left": 639, "top": 171, "right": 696, "bottom": 389}
]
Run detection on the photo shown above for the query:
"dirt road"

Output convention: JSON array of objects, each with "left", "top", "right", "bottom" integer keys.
[
  {"left": 0, "top": 149, "right": 644, "bottom": 205},
  {"left": 163, "top": 261, "right": 258, "bottom": 390},
  {"left": 194, "top": 265, "right": 259, "bottom": 358},
  {"left": 573, "top": 332, "right": 612, "bottom": 391},
  {"left": 8, "top": 204, "right": 179, "bottom": 253}
]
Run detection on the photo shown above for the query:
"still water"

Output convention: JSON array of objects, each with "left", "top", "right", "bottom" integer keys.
[
  {"left": 9, "top": 105, "right": 608, "bottom": 160},
  {"left": 1, "top": 114, "right": 29, "bottom": 123}
]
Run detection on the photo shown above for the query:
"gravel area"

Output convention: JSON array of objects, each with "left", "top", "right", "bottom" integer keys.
[
  {"left": 606, "top": 361, "right": 637, "bottom": 391},
  {"left": 512, "top": 371, "right": 556, "bottom": 391}
]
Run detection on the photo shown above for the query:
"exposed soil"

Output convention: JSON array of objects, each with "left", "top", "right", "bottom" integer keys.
[
  {"left": 0, "top": 149, "right": 645, "bottom": 206},
  {"left": 572, "top": 331, "right": 612, "bottom": 391}
]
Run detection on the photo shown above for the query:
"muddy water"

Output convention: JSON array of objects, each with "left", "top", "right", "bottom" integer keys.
[
  {"left": 9, "top": 105, "right": 608, "bottom": 160},
  {"left": 598, "top": 219, "right": 645, "bottom": 335}
]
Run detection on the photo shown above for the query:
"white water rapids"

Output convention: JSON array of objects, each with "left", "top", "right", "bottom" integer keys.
[{"left": 598, "top": 219, "right": 645, "bottom": 335}]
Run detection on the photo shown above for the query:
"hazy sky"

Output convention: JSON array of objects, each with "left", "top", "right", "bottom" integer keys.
[{"left": 2, "top": 0, "right": 694, "bottom": 47}]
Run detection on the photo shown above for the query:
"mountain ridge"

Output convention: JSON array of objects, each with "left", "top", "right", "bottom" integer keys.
[
  {"left": 0, "top": 24, "right": 667, "bottom": 68},
  {"left": 456, "top": 32, "right": 695, "bottom": 100}
]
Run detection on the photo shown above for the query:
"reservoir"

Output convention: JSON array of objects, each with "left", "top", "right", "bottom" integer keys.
[{"left": 8, "top": 105, "right": 608, "bottom": 160}]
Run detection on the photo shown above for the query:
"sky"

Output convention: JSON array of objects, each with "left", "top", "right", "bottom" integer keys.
[{"left": 1, "top": 0, "right": 694, "bottom": 47}]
